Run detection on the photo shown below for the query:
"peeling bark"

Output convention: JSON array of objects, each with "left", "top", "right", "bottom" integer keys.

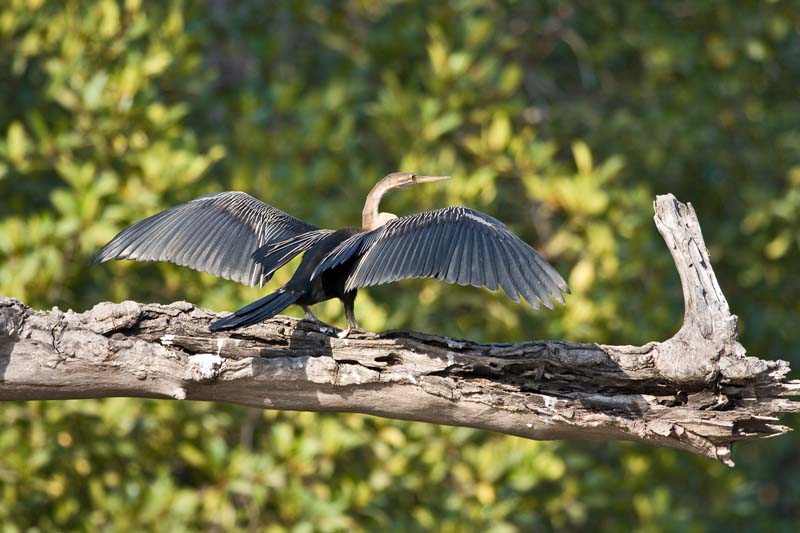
[{"left": 0, "top": 194, "right": 797, "bottom": 466}]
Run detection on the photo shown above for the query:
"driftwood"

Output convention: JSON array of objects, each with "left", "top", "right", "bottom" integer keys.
[{"left": 0, "top": 194, "right": 797, "bottom": 466}]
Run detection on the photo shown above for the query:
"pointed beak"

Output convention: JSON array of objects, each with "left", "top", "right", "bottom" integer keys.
[{"left": 414, "top": 175, "right": 452, "bottom": 184}]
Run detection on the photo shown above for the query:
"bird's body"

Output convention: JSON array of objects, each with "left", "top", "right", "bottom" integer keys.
[
  {"left": 209, "top": 227, "right": 361, "bottom": 332},
  {"left": 94, "top": 173, "right": 569, "bottom": 336},
  {"left": 292, "top": 227, "right": 360, "bottom": 308}
]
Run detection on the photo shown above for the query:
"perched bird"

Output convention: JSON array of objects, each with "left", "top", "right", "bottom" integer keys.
[{"left": 94, "top": 173, "right": 569, "bottom": 336}]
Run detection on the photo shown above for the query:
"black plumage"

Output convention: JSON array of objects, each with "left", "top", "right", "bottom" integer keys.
[
  {"left": 94, "top": 173, "right": 569, "bottom": 337},
  {"left": 311, "top": 207, "right": 567, "bottom": 310},
  {"left": 92, "top": 192, "right": 316, "bottom": 287},
  {"left": 209, "top": 228, "right": 360, "bottom": 332}
]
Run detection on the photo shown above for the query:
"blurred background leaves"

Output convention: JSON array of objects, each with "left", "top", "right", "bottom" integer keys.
[{"left": 1, "top": 0, "right": 799, "bottom": 530}]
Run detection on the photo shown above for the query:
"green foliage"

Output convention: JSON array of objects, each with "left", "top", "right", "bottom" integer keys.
[{"left": 1, "top": 1, "right": 798, "bottom": 530}]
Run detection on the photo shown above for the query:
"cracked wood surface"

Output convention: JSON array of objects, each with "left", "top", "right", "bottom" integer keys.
[{"left": 0, "top": 194, "right": 797, "bottom": 466}]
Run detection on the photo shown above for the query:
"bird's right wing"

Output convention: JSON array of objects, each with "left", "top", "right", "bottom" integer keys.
[
  {"left": 313, "top": 207, "right": 569, "bottom": 310},
  {"left": 93, "top": 191, "right": 317, "bottom": 287}
]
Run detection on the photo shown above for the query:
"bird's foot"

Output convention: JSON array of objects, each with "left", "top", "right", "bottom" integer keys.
[
  {"left": 337, "top": 326, "right": 367, "bottom": 339},
  {"left": 312, "top": 321, "right": 338, "bottom": 336},
  {"left": 303, "top": 317, "right": 337, "bottom": 336},
  {"left": 301, "top": 306, "right": 338, "bottom": 335},
  {"left": 317, "top": 326, "right": 336, "bottom": 336}
]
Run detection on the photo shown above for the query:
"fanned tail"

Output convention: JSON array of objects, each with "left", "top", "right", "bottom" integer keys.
[{"left": 209, "top": 289, "right": 300, "bottom": 331}]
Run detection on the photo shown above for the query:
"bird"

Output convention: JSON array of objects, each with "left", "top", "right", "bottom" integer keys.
[{"left": 93, "top": 172, "right": 569, "bottom": 337}]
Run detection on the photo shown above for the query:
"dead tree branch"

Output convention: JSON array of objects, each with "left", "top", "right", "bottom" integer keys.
[{"left": 1, "top": 194, "right": 797, "bottom": 466}]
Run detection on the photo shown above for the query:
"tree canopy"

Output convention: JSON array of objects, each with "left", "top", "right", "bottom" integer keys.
[{"left": 1, "top": 1, "right": 799, "bottom": 530}]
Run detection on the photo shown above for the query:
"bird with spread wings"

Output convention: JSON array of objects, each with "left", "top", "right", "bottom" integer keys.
[{"left": 94, "top": 173, "right": 569, "bottom": 337}]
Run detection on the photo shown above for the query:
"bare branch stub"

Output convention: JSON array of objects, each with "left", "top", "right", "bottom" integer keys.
[
  {"left": 651, "top": 196, "right": 745, "bottom": 385},
  {"left": 0, "top": 194, "right": 798, "bottom": 466}
]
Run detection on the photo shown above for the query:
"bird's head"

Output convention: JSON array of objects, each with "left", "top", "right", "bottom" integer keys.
[
  {"left": 383, "top": 172, "right": 452, "bottom": 190},
  {"left": 362, "top": 172, "right": 452, "bottom": 230}
]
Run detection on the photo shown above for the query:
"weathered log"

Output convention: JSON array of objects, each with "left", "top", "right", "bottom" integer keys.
[{"left": 0, "top": 194, "right": 797, "bottom": 466}]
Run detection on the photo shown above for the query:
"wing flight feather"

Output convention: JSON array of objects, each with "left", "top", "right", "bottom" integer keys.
[
  {"left": 93, "top": 191, "right": 317, "bottom": 286},
  {"left": 315, "top": 206, "right": 568, "bottom": 309}
]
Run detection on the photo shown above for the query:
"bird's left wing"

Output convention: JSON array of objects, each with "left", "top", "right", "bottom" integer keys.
[
  {"left": 93, "top": 191, "right": 317, "bottom": 287},
  {"left": 313, "top": 207, "right": 569, "bottom": 309}
]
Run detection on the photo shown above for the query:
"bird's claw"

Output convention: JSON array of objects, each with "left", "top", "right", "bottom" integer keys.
[
  {"left": 317, "top": 325, "right": 337, "bottom": 336},
  {"left": 337, "top": 327, "right": 366, "bottom": 339},
  {"left": 300, "top": 312, "right": 338, "bottom": 336}
]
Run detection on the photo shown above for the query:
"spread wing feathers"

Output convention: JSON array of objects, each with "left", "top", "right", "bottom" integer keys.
[
  {"left": 252, "top": 229, "right": 335, "bottom": 279},
  {"left": 92, "top": 191, "right": 317, "bottom": 287},
  {"left": 315, "top": 207, "right": 569, "bottom": 309}
]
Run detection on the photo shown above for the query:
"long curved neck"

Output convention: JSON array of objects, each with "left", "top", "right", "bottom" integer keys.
[{"left": 362, "top": 177, "right": 398, "bottom": 231}]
